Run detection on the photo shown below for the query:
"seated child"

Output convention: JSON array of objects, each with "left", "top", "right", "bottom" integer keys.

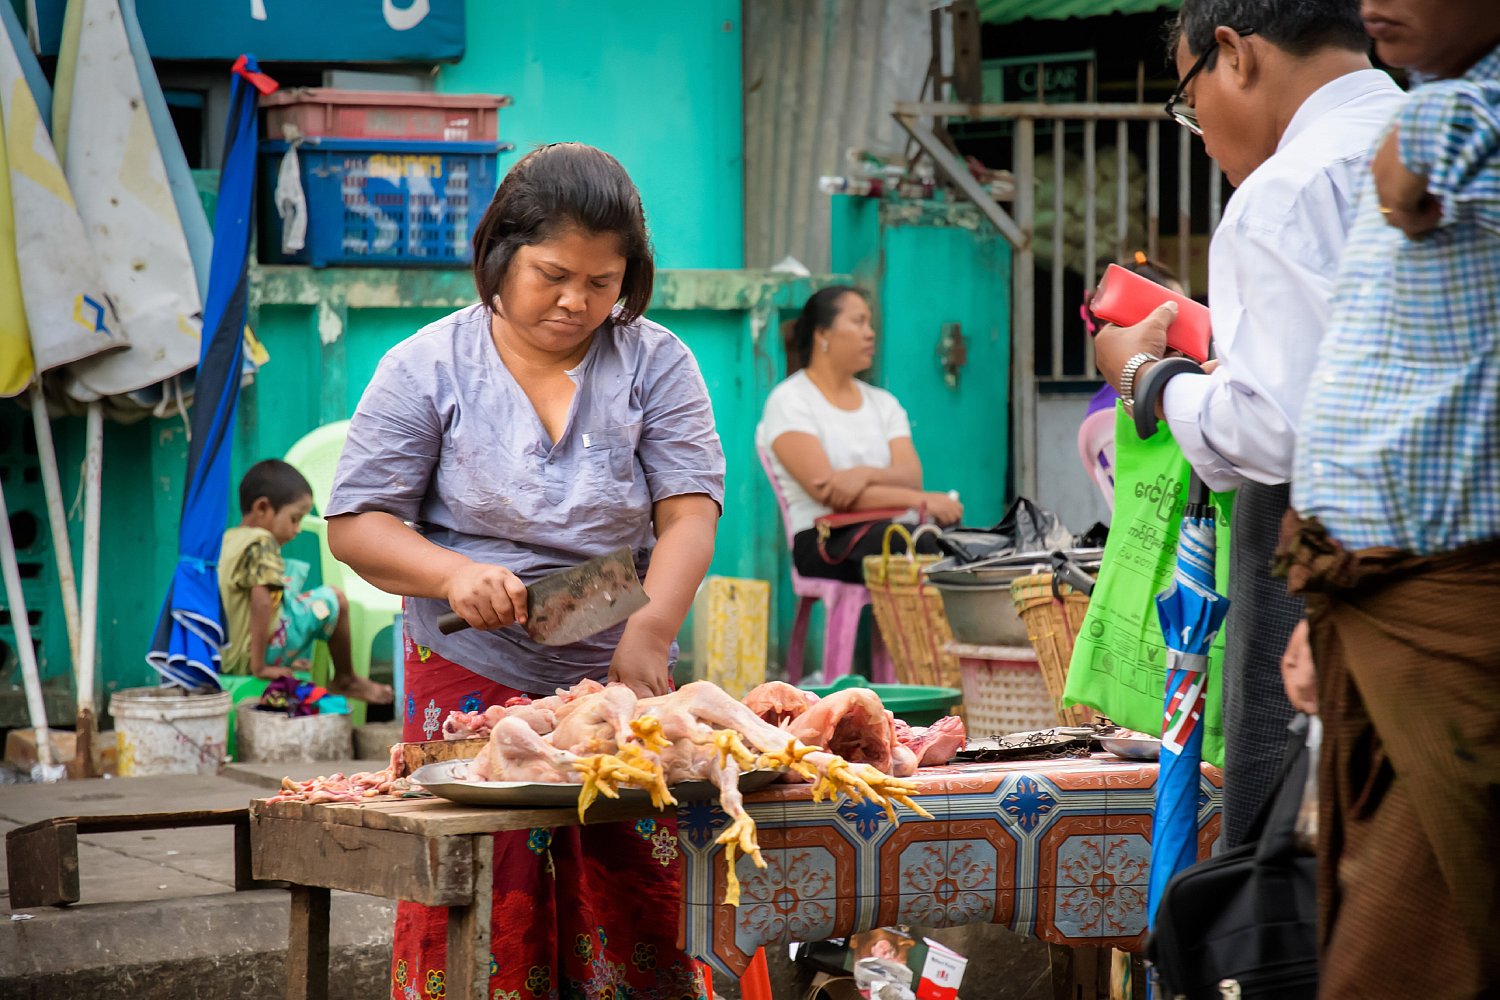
[{"left": 219, "top": 459, "right": 393, "bottom": 704}]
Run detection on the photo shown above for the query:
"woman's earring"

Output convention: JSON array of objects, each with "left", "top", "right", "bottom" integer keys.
[{"left": 819, "top": 338, "right": 829, "bottom": 353}]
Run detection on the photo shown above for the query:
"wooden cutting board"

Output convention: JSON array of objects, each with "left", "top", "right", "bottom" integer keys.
[{"left": 397, "top": 738, "right": 485, "bottom": 777}]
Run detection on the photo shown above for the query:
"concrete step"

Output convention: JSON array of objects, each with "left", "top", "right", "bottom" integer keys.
[{"left": 1, "top": 890, "right": 393, "bottom": 1000}]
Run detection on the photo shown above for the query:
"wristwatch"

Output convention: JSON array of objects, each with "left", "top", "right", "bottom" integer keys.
[{"left": 1119, "top": 352, "right": 1161, "bottom": 410}]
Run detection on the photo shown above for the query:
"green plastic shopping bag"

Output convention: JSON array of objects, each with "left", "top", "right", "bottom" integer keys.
[{"left": 1064, "top": 405, "right": 1234, "bottom": 767}]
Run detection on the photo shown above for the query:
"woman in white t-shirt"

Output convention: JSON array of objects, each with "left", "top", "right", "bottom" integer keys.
[{"left": 756, "top": 286, "right": 963, "bottom": 583}]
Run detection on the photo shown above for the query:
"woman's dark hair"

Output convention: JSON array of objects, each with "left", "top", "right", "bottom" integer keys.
[
  {"left": 785, "top": 285, "right": 866, "bottom": 372},
  {"left": 239, "top": 459, "right": 313, "bottom": 514},
  {"left": 471, "top": 143, "right": 655, "bottom": 324}
]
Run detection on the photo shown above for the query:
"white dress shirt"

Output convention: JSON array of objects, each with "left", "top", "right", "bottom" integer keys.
[{"left": 1162, "top": 69, "right": 1405, "bottom": 493}]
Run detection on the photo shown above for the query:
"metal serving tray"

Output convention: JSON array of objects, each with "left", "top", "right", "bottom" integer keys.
[
  {"left": 409, "top": 759, "right": 783, "bottom": 808},
  {"left": 1098, "top": 736, "right": 1162, "bottom": 761}
]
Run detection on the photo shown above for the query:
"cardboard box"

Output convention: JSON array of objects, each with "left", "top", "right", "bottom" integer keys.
[
  {"left": 3, "top": 728, "right": 117, "bottom": 776},
  {"left": 691, "top": 576, "right": 769, "bottom": 699},
  {"left": 4, "top": 727, "right": 76, "bottom": 769}
]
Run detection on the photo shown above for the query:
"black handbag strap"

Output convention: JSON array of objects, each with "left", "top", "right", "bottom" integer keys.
[{"left": 1245, "top": 714, "right": 1312, "bottom": 862}]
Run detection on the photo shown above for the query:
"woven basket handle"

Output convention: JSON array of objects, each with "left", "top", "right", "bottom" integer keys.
[{"left": 880, "top": 521, "right": 916, "bottom": 575}]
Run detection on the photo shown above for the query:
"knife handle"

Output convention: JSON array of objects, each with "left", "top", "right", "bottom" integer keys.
[{"left": 436, "top": 612, "right": 471, "bottom": 635}]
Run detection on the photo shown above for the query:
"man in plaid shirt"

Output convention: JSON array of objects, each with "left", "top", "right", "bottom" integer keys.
[{"left": 1279, "top": 1, "right": 1500, "bottom": 994}]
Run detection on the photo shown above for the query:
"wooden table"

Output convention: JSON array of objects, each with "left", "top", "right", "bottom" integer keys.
[
  {"left": 249, "top": 794, "right": 655, "bottom": 1000},
  {"left": 252, "top": 754, "right": 1222, "bottom": 1000}
]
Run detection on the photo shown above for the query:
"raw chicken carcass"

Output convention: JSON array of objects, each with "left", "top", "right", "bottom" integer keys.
[
  {"left": 741, "top": 681, "right": 817, "bottom": 726},
  {"left": 894, "top": 715, "right": 967, "bottom": 766},
  {"left": 787, "top": 688, "right": 905, "bottom": 774},
  {"left": 641, "top": 682, "right": 928, "bottom": 817},
  {"left": 270, "top": 742, "right": 408, "bottom": 803},
  {"left": 467, "top": 716, "right": 586, "bottom": 784},
  {"left": 443, "top": 700, "right": 557, "bottom": 739},
  {"left": 442, "top": 704, "right": 505, "bottom": 740},
  {"left": 548, "top": 684, "right": 639, "bottom": 755}
]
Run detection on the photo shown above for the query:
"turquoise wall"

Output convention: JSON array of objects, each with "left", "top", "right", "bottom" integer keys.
[
  {"left": 437, "top": 0, "right": 744, "bottom": 270},
  {"left": 832, "top": 196, "right": 1014, "bottom": 528},
  {"left": 236, "top": 268, "right": 826, "bottom": 680},
  {"left": 0, "top": 0, "right": 750, "bottom": 722}
]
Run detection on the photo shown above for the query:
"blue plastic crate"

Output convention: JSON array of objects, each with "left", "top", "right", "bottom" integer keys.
[{"left": 259, "top": 137, "right": 510, "bottom": 268}]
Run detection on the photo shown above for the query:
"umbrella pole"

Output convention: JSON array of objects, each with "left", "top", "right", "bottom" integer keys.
[
  {"left": 31, "top": 387, "right": 95, "bottom": 779},
  {"left": 28, "top": 386, "right": 82, "bottom": 669},
  {"left": 73, "top": 401, "right": 104, "bottom": 775},
  {"left": 0, "top": 477, "right": 62, "bottom": 781}
]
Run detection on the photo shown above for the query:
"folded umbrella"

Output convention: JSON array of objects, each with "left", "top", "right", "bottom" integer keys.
[
  {"left": 147, "top": 55, "right": 276, "bottom": 689},
  {"left": 1148, "top": 473, "right": 1230, "bottom": 934}
]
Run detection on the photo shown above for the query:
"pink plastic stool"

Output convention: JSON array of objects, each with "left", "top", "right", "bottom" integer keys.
[{"left": 758, "top": 446, "right": 894, "bottom": 685}]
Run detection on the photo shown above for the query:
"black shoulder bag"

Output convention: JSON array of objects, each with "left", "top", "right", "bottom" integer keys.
[{"left": 1147, "top": 715, "right": 1319, "bottom": 1000}]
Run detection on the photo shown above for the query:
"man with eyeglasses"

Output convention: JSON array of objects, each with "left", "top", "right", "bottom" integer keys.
[
  {"left": 1093, "top": 0, "right": 1402, "bottom": 849},
  {"left": 1279, "top": 0, "right": 1500, "bottom": 994}
]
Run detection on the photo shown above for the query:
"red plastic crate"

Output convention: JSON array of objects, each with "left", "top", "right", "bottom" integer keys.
[{"left": 260, "top": 87, "right": 510, "bottom": 142}]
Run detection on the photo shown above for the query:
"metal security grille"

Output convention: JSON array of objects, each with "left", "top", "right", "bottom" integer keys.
[{"left": 896, "top": 100, "right": 1228, "bottom": 496}]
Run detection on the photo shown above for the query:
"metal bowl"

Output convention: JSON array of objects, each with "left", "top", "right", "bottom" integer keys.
[
  {"left": 924, "top": 549, "right": 1104, "bottom": 587},
  {"left": 929, "top": 580, "right": 1031, "bottom": 646},
  {"left": 1098, "top": 736, "right": 1162, "bottom": 761}
]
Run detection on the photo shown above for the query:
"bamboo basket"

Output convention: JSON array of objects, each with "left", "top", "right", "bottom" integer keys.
[
  {"left": 861, "top": 524, "right": 962, "bottom": 691},
  {"left": 1009, "top": 573, "right": 1096, "bottom": 727}
]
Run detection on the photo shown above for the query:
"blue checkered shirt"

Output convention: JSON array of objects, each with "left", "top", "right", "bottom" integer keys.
[{"left": 1293, "top": 44, "right": 1500, "bottom": 555}]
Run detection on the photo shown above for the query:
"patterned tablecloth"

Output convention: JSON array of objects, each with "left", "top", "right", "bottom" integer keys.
[{"left": 675, "top": 754, "right": 1223, "bottom": 978}]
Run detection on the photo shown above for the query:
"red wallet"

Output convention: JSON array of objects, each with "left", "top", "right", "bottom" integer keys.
[{"left": 1089, "top": 264, "right": 1212, "bottom": 362}]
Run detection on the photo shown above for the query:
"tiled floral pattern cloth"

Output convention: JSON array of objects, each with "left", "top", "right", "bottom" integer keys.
[{"left": 677, "top": 756, "right": 1222, "bottom": 978}]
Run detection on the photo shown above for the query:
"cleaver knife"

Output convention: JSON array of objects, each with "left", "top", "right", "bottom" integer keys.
[{"left": 434, "top": 546, "right": 650, "bottom": 645}]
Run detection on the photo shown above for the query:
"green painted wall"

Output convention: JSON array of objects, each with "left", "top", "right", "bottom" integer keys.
[
  {"left": 832, "top": 195, "right": 1014, "bottom": 528},
  {"left": 236, "top": 267, "right": 826, "bottom": 677},
  {"left": 0, "top": 0, "right": 751, "bottom": 722},
  {"left": 436, "top": 0, "right": 744, "bottom": 270}
]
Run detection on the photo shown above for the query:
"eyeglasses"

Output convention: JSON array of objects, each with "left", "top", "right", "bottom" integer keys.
[{"left": 1164, "top": 27, "right": 1255, "bottom": 135}]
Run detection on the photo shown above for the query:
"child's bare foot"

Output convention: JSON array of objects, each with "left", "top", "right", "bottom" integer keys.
[{"left": 329, "top": 675, "right": 394, "bottom": 704}]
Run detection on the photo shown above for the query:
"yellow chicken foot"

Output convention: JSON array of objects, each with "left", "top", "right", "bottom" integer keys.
[
  {"left": 569, "top": 755, "right": 609, "bottom": 823},
  {"left": 810, "top": 758, "right": 885, "bottom": 807},
  {"left": 568, "top": 752, "right": 666, "bottom": 821},
  {"left": 710, "top": 729, "right": 760, "bottom": 771},
  {"left": 756, "top": 740, "right": 819, "bottom": 781},
  {"left": 716, "top": 813, "right": 766, "bottom": 907},
  {"left": 857, "top": 770, "right": 934, "bottom": 822},
  {"left": 628, "top": 717, "right": 671, "bottom": 754},
  {"left": 616, "top": 745, "right": 677, "bottom": 811}
]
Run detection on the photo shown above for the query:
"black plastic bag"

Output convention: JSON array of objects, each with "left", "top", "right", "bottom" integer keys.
[{"left": 936, "top": 497, "right": 1073, "bottom": 563}]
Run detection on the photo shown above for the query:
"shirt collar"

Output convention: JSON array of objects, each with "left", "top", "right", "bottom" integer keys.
[
  {"left": 1410, "top": 38, "right": 1500, "bottom": 86},
  {"left": 1279, "top": 68, "right": 1402, "bottom": 152}
]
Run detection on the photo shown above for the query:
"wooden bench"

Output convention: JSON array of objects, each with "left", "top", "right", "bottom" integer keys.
[{"left": 5, "top": 807, "right": 262, "bottom": 908}]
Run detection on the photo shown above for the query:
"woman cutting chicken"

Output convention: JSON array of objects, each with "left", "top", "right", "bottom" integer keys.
[{"left": 325, "top": 143, "right": 724, "bottom": 1000}]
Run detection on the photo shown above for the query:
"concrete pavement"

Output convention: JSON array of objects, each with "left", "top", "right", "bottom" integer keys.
[{"left": 0, "top": 762, "right": 395, "bottom": 999}]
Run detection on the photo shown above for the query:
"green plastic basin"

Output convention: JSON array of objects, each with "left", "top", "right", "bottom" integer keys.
[{"left": 798, "top": 674, "right": 962, "bottom": 727}]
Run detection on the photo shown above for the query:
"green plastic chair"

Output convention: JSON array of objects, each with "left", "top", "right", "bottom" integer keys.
[{"left": 284, "top": 420, "right": 402, "bottom": 726}]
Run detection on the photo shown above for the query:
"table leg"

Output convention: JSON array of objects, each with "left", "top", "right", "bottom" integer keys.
[
  {"left": 1049, "top": 945, "right": 1111, "bottom": 1000},
  {"left": 446, "top": 834, "right": 494, "bottom": 999},
  {"left": 286, "top": 885, "right": 330, "bottom": 1000}
]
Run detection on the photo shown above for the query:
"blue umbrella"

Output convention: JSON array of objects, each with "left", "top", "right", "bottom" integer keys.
[
  {"left": 147, "top": 56, "right": 277, "bottom": 689},
  {"left": 1147, "top": 473, "right": 1229, "bottom": 927}
]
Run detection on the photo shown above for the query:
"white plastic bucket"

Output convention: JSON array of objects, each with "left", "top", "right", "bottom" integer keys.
[{"left": 110, "top": 687, "right": 231, "bottom": 776}]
